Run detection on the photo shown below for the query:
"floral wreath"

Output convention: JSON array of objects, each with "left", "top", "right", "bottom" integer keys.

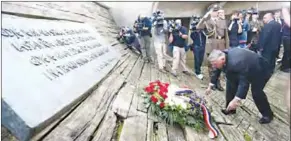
[{"left": 141, "top": 80, "right": 219, "bottom": 138}]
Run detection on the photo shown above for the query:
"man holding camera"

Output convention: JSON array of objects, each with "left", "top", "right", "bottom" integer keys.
[
  {"left": 228, "top": 10, "right": 243, "bottom": 48},
  {"left": 247, "top": 9, "right": 264, "bottom": 53},
  {"left": 190, "top": 16, "right": 207, "bottom": 80},
  {"left": 152, "top": 10, "right": 172, "bottom": 72},
  {"left": 197, "top": 5, "right": 228, "bottom": 91},
  {"left": 168, "top": 19, "right": 190, "bottom": 77},
  {"left": 135, "top": 14, "right": 153, "bottom": 63}
]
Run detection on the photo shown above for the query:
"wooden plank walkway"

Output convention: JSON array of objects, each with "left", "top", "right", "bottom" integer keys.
[{"left": 2, "top": 44, "right": 290, "bottom": 141}]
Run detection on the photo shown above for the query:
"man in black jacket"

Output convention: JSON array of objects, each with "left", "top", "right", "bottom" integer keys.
[
  {"left": 258, "top": 13, "right": 282, "bottom": 73},
  {"left": 206, "top": 48, "right": 274, "bottom": 124}
]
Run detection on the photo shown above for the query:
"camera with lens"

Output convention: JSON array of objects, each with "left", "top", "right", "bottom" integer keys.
[
  {"left": 152, "top": 10, "right": 165, "bottom": 28},
  {"left": 133, "top": 18, "right": 144, "bottom": 33},
  {"left": 190, "top": 15, "right": 201, "bottom": 31},
  {"left": 167, "top": 20, "right": 180, "bottom": 35},
  {"left": 247, "top": 7, "right": 258, "bottom": 15}
]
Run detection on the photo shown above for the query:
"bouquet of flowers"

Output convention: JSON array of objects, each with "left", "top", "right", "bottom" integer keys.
[{"left": 141, "top": 80, "right": 219, "bottom": 138}]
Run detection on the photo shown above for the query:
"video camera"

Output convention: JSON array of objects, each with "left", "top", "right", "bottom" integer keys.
[
  {"left": 133, "top": 18, "right": 144, "bottom": 33},
  {"left": 247, "top": 7, "right": 259, "bottom": 15},
  {"left": 167, "top": 20, "right": 180, "bottom": 35},
  {"left": 190, "top": 15, "right": 201, "bottom": 31},
  {"left": 152, "top": 10, "right": 165, "bottom": 27}
]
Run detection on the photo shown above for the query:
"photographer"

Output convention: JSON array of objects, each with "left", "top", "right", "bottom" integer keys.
[
  {"left": 238, "top": 10, "right": 250, "bottom": 48},
  {"left": 124, "top": 27, "right": 142, "bottom": 54},
  {"left": 228, "top": 10, "right": 243, "bottom": 48},
  {"left": 117, "top": 27, "right": 142, "bottom": 54},
  {"left": 168, "top": 19, "right": 190, "bottom": 77},
  {"left": 190, "top": 16, "right": 206, "bottom": 80},
  {"left": 135, "top": 14, "right": 153, "bottom": 62},
  {"left": 152, "top": 10, "right": 172, "bottom": 72},
  {"left": 247, "top": 9, "right": 264, "bottom": 53}
]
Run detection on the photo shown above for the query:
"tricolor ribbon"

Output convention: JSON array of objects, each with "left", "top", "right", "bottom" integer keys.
[
  {"left": 201, "top": 104, "right": 219, "bottom": 138},
  {"left": 174, "top": 86, "right": 219, "bottom": 138},
  {"left": 175, "top": 87, "right": 193, "bottom": 96}
]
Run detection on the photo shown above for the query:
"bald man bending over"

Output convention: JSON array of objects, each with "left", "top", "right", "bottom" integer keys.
[{"left": 258, "top": 13, "right": 282, "bottom": 73}]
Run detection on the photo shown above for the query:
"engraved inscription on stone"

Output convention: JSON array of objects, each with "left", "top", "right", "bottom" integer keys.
[{"left": 1, "top": 15, "right": 120, "bottom": 129}]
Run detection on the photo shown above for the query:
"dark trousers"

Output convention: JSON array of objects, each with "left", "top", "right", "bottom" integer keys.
[
  {"left": 281, "top": 37, "right": 291, "bottom": 70},
  {"left": 193, "top": 45, "right": 205, "bottom": 75},
  {"left": 226, "top": 74, "right": 273, "bottom": 117},
  {"left": 276, "top": 35, "right": 283, "bottom": 58},
  {"left": 262, "top": 50, "right": 277, "bottom": 73},
  {"left": 210, "top": 67, "right": 222, "bottom": 86}
]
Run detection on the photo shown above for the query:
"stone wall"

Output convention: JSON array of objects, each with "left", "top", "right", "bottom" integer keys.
[{"left": 1, "top": 2, "right": 120, "bottom": 141}]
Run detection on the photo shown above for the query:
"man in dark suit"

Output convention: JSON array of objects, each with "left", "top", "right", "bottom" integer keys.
[
  {"left": 274, "top": 10, "right": 283, "bottom": 60},
  {"left": 206, "top": 48, "right": 274, "bottom": 124},
  {"left": 258, "top": 13, "right": 282, "bottom": 73}
]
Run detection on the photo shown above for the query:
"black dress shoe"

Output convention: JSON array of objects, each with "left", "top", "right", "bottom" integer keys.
[
  {"left": 221, "top": 109, "right": 236, "bottom": 115},
  {"left": 259, "top": 116, "right": 273, "bottom": 124}
]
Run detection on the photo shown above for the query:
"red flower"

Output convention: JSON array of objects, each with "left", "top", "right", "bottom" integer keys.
[
  {"left": 161, "top": 94, "right": 168, "bottom": 99},
  {"left": 160, "top": 86, "right": 168, "bottom": 93},
  {"left": 145, "top": 85, "right": 155, "bottom": 93},
  {"left": 164, "top": 83, "right": 170, "bottom": 88},
  {"left": 160, "top": 102, "right": 165, "bottom": 108},
  {"left": 158, "top": 89, "right": 164, "bottom": 95},
  {"left": 151, "top": 95, "right": 158, "bottom": 103}
]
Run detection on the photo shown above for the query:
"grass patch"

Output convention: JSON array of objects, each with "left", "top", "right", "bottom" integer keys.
[
  {"left": 116, "top": 120, "right": 124, "bottom": 141},
  {"left": 243, "top": 131, "right": 252, "bottom": 141}
]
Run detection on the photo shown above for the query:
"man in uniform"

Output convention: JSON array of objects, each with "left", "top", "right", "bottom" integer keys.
[{"left": 196, "top": 5, "right": 229, "bottom": 91}]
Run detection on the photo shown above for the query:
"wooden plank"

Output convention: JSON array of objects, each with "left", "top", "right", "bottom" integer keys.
[
  {"left": 111, "top": 55, "right": 143, "bottom": 119},
  {"left": 111, "top": 84, "right": 137, "bottom": 118},
  {"left": 218, "top": 125, "right": 245, "bottom": 141},
  {"left": 119, "top": 112, "right": 148, "bottom": 141},
  {"left": 156, "top": 123, "right": 168, "bottom": 141},
  {"left": 42, "top": 54, "right": 135, "bottom": 141},
  {"left": 167, "top": 124, "right": 186, "bottom": 141},
  {"left": 137, "top": 63, "right": 151, "bottom": 113},
  {"left": 183, "top": 126, "right": 209, "bottom": 141},
  {"left": 127, "top": 84, "right": 140, "bottom": 117},
  {"left": 126, "top": 57, "right": 144, "bottom": 85},
  {"left": 150, "top": 63, "right": 160, "bottom": 82},
  {"left": 91, "top": 111, "right": 117, "bottom": 141},
  {"left": 146, "top": 119, "right": 155, "bottom": 141}
]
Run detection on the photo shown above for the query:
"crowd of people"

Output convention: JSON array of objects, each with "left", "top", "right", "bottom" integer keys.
[{"left": 117, "top": 5, "right": 291, "bottom": 124}]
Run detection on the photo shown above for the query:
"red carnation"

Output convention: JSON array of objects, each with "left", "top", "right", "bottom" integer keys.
[
  {"left": 156, "top": 80, "right": 161, "bottom": 86},
  {"left": 161, "top": 94, "right": 168, "bottom": 99},
  {"left": 158, "top": 89, "right": 165, "bottom": 95},
  {"left": 160, "top": 102, "right": 165, "bottom": 108},
  {"left": 160, "top": 86, "right": 168, "bottom": 93},
  {"left": 145, "top": 85, "right": 155, "bottom": 93},
  {"left": 151, "top": 95, "right": 158, "bottom": 103},
  {"left": 164, "top": 83, "right": 170, "bottom": 88}
]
